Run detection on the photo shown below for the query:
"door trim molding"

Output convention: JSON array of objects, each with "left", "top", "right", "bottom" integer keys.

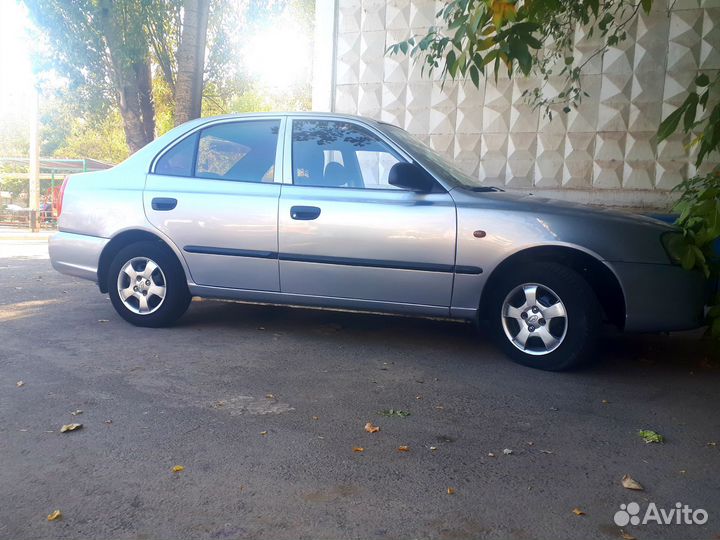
[{"left": 183, "top": 245, "right": 482, "bottom": 274}]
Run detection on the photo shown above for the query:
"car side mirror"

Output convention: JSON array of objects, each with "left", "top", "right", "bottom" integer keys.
[{"left": 388, "top": 162, "right": 436, "bottom": 193}]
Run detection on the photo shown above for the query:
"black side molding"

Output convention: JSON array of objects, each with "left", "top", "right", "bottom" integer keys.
[
  {"left": 183, "top": 245, "right": 482, "bottom": 274},
  {"left": 184, "top": 246, "right": 278, "bottom": 259}
]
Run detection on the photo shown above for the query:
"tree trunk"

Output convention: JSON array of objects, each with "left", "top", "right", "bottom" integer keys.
[
  {"left": 137, "top": 59, "right": 156, "bottom": 143},
  {"left": 98, "top": 0, "right": 156, "bottom": 154},
  {"left": 175, "top": 0, "right": 210, "bottom": 126}
]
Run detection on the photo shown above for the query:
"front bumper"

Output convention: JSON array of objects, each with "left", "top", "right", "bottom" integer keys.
[
  {"left": 48, "top": 231, "right": 109, "bottom": 283},
  {"left": 613, "top": 261, "right": 708, "bottom": 332}
]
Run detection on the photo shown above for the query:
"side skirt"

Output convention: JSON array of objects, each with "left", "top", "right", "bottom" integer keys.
[{"left": 188, "top": 284, "right": 478, "bottom": 321}]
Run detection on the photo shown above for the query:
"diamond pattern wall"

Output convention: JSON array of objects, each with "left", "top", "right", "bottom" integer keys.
[{"left": 327, "top": 0, "right": 720, "bottom": 207}]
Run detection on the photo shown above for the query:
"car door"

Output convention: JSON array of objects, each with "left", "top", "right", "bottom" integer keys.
[
  {"left": 144, "top": 117, "right": 284, "bottom": 291},
  {"left": 278, "top": 117, "right": 457, "bottom": 307}
]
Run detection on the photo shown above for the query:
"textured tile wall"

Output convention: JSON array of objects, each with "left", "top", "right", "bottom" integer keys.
[{"left": 331, "top": 0, "right": 720, "bottom": 207}]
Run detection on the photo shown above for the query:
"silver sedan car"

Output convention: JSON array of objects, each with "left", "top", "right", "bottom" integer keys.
[{"left": 49, "top": 113, "right": 708, "bottom": 370}]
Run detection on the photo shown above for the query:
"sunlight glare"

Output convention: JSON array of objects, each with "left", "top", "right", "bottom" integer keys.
[{"left": 242, "top": 15, "right": 311, "bottom": 88}]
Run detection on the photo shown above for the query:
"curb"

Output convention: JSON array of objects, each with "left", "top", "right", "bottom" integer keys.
[{"left": 0, "top": 236, "right": 51, "bottom": 242}]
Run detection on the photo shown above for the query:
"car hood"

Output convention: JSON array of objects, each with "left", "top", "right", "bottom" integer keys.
[{"left": 450, "top": 187, "right": 674, "bottom": 230}]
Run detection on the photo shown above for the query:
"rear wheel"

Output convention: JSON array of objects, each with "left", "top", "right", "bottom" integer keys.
[
  {"left": 488, "top": 262, "right": 601, "bottom": 371},
  {"left": 108, "top": 241, "right": 190, "bottom": 327}
]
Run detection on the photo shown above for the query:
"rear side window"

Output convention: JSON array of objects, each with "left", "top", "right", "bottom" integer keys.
[
  {"left": 155, "top": 133, "right": 198, "bottom": 177},
  {"left": 195, "top": 121, "right": 279, "bottom": 182}
]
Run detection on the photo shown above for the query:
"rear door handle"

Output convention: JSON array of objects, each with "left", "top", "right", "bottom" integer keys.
[
  {"left": 151, "top": 197, "right": 177, "bottom": 211},
  {"left": 290, "top": 206, "right": 321, "bottom": 220}
]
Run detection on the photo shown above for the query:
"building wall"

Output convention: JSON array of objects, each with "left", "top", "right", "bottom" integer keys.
[{"left": 313, "top": 0, "right": 720, "bottom": 208}]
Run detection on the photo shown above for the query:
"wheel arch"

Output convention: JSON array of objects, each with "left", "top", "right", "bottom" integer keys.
[
  {"left": 479, "top": 245, "right": 626, "bottom": 329},
  {"left": 97, "top": 229, "right": 187, "bottom": 293}
]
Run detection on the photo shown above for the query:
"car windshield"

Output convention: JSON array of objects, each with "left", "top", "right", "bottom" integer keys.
[{"left": 379, "top": 123, "right": 491, "bottom": 190}]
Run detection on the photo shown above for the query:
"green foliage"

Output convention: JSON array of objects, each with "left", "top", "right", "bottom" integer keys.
[
  {"left": 387, "top": 0, "right": 652, "bottom": 115},
  {"left": 657, "top": 73, "right": 720, "bottom": 335},
  {"left": 52, "top": 111, "right": 129, "bottom": 165},
  {"left": 18, "top": 0, "right": 315, "bottom": 163}
]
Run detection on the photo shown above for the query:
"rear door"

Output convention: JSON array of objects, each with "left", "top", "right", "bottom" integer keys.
[
  {"left": 277, "top": 117, "right": 457, "bottom": 307},
  {"left": 144, "top": 117, "right": 284, "bottom": 291}
]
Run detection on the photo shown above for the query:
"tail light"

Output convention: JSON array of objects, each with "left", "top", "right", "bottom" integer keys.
[{"left": 55, "top": 175, "right": 70, "bottom": 218}]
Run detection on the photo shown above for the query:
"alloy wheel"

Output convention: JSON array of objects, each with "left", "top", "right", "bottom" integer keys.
[
  {"left": 116, "top": 257, "right": 167, "bottom": 315},
  {"left": 500, "top": 283, "right": 568, "bottom": 356}
]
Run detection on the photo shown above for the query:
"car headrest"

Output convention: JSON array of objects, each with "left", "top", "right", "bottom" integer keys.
[{"left": 323, "top": 162, "right": 348, "bottom": 187}]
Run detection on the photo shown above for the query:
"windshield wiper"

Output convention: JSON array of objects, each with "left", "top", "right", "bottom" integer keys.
[{"left": 469, "top": 186, "right": 505, "bottom": 192}]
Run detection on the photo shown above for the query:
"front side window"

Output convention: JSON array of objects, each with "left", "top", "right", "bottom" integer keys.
[
  {"left": 195, "top": 120, "right": 279, "bottom": 182},
  {"left": 291, "top": 120, "right": 402, "bottom": 189}
]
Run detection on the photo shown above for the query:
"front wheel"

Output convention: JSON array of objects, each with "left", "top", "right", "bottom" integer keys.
[
  {"left": 108, "top": 241, "right": 191, "bottom": 327},
  {"left": 488, "top": 262, "right": 601, "bottom": 371}
]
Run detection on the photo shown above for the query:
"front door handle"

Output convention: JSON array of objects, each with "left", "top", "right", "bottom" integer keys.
[
  {"left": 151, "top": 197, "right": 177, "bottom": 211},
  {"left": 290, "top": 206, "right": 321, "bottom": 220}
]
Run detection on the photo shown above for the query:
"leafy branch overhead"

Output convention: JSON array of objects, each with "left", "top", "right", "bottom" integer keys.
[{"left": 387, "top": 0, "right": 653, "bottom": 116}]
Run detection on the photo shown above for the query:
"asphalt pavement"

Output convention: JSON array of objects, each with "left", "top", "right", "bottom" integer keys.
[{"left": 0, "top": 237, "right": 718, "bottom": 540}]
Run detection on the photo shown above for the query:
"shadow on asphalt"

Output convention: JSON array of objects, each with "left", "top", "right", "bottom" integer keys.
[{"left": 176, "top": 298, "right": 717, "bottom": 377}]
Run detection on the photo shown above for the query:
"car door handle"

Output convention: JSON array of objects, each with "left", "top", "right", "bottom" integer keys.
[
  {"left": 290, "top": 206, "right": 321, "bottom": 220},
  {"left": 151, "top": 197, "right": 177, "bottom": 211}
]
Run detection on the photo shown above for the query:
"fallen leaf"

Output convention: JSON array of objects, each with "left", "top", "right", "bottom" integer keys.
[
  {"left": 572, "top": 508, "right": 586, "bottom": 516},
  {"left": 620, "top": 531, "right": 636, "bottom": 540},
  {"left": 47, "top": 510, "right": 62, "bottom": 521},
  {"left": 364, "top": 422, "right": 380, "bottom": 433},
  {"left": 312, "top": 416, "right": 319, "bottom": 421},
  {"left": 602, "top": 399, "right": 610, "bottom": 404},
  {"left": 60, "top": 423, "right": 82, "bottom": 433},
  {"left": 16, "top": 381, "right": 24, "bottom": 387},
  {"left": 447, "top": 487, "right": 455, "bottom": 495},
  {"left": 172, "top": 465, "right": 185, "bottom": 473},
  {"left": 638, "top": 430, "right": 664, "bottom": 443},
  {"left": 353, "top": 447, "right": 364, "bottom": 453},
  {"left": 503, "top": 448, "right": 513, "bottom": 455},
  {"left": 621, "top": 474, "right": 644, "bottom": 491},
  {"left": 70, "top": 410, "right": 83, "bottom": 416},
  {"left": 398, "top": 445, "right": 410, "bottom": 452},
  {"left": 260, "top": 431, "right": 268, "bottom": 436}
]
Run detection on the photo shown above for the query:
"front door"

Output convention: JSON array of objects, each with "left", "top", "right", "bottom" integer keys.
[
  {"left": 278, "top": 118, "right": 457, "bottom": 307},
  {"left": 144, "top": 117, "right": 284, "bottom": 291}
]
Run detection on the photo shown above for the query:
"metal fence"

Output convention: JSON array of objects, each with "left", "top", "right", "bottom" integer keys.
[{"left": 0, "top": 209, "right": 57, "bottom": 230}]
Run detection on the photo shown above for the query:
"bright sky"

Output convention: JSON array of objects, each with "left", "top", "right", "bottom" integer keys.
[{"left": 0, "top": 1, "right": 34, "bottom": 124}]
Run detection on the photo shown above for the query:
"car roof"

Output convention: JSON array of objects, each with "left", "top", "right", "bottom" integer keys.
[{"left": 185, "top": 111, "right": 394, "bottom": 129}]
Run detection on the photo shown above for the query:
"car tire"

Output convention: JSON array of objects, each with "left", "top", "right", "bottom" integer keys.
[
  {"left": 108, "top": 240, "right": 191, "bottom": 327},
  {"left": 487, "top": 262, "right": 601, "bottom": 371}
]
